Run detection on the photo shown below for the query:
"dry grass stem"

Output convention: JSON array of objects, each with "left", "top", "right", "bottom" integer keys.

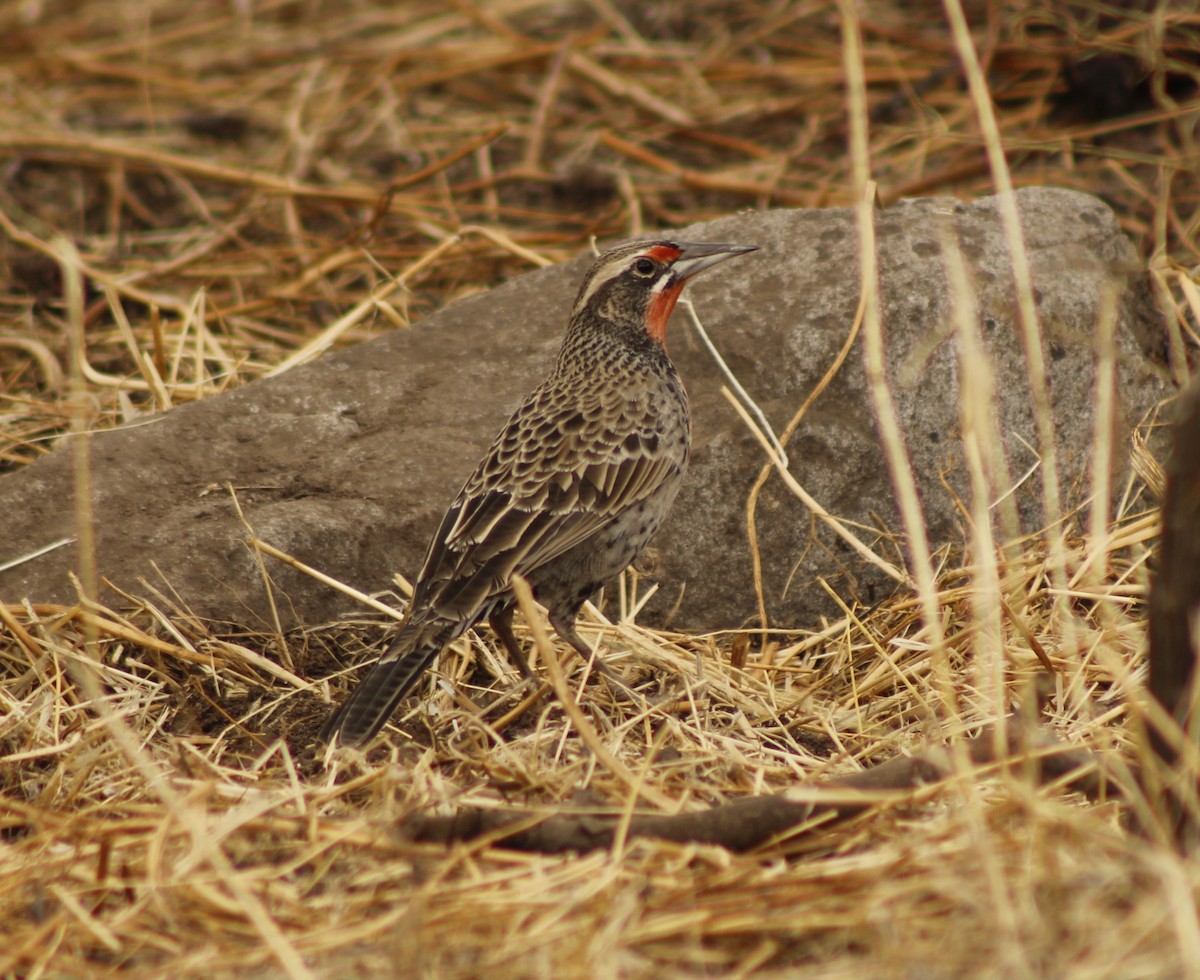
[
  {"left": 722, "top": 386, "right": 908, "bottom": 587},
  {"left": 840, "top": 8, "right": 950, "bottom": 713}
]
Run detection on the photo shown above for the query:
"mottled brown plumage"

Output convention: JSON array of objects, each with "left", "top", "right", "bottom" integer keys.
[{"left": 319, "top": 240, "right": 757, "bottom": 747}]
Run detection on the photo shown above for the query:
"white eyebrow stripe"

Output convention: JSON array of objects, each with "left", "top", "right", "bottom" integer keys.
[{"left": 575, "top": 254, "right": 626, "bottom": 310}]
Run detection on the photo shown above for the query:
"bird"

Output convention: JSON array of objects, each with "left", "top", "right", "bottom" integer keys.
[{"left": 318, "top": 239, "right": 758, "bottom": 747}]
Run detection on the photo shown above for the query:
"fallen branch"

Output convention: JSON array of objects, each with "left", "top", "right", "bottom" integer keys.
[{"left": 404, "top": 716, "right": 1111, "bottom": 853}]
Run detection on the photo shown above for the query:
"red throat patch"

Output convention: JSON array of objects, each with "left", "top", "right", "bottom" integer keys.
[{"left": 646, "top": 279, "right": 686, "bottom": 346}]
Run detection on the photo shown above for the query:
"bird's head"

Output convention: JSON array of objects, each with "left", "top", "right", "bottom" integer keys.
[{"left": 569, "top": 240, "right": 758, "bottom": 348}]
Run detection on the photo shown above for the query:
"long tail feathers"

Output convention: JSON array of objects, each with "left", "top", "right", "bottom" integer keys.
[{"left": 318, "top": 627, "right": 446, "bottom": 748}]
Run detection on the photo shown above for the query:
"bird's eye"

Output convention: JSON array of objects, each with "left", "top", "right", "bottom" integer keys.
[{"left": 633, "top": 257, "right": 656, "bottom": 276}]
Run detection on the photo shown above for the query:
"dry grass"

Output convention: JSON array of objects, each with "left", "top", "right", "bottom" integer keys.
[{"left": 2, "top": 1, "right": 1200, "bottom": 976}]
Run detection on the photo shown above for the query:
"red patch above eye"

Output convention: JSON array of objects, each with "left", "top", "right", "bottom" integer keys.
[{"left": 643, "top": 244, "right": 681, "bottom": 264}]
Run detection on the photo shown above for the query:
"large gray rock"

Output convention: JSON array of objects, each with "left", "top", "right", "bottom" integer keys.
[{"left": 0, "top": 188, "right": 1171, "bottom": 633}]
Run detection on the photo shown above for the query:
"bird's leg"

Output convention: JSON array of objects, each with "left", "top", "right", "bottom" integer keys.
[
  {"left": 547, "top": 608, "right": 637, "bottom": 698},
  {"left": 488, "top": 604, "right": 538, "bottom": 682}
]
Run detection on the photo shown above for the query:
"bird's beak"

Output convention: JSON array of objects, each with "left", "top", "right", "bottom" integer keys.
[{"left": 671, "top": 242, "right": 759, "bottom": 280}]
